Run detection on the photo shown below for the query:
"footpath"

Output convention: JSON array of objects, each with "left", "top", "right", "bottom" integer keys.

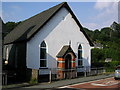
[{"left": 2, "top": 73, "right": 113, "bottom": 89}]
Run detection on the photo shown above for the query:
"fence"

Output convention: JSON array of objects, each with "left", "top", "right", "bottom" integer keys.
[
  {"left": 83, "top": 67, "right": 105, "bottom": 77},
  {"left": 38, "top": 67, "right": 105, "bottom": 83},
  {"left": 2, "top": 67, "right": 105, "bottom": 85}
]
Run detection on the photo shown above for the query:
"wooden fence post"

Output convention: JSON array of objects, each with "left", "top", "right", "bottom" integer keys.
[
  {"left": 84, "top": 67, "right": 87, "bottom": 77},
  {"left": 49, "top": 69, "right": 52, "bottom": 83}
]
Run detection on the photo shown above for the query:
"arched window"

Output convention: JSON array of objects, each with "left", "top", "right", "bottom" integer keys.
[
  {"left": 6, "top": 46, "right": 9, "bottom": 61},
  {"left": 78, "top": 44, "right": 83, "bottom": 67},
  {"left": 4, "top": 45, "right": 9, "bottom": 65},
  {"left": 40, "top": 41, "right": 47, "bottom": 67}
]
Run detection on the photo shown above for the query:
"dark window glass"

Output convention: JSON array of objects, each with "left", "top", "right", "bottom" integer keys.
[
  {"left": 78, "top": 44, "right": 82, "bottom": 66},
  {"left": 78, "top": 50, "right": 82, "bottom": 59},
  {"left": 78, "top": 50, "right": 80, "bottom": 59},
  {"left": 40, "top": 48, "right": 46, "bottom": 59},
  {"left": 78, "top": 45, "right": 82, "bottom": 59},
  {"left": 41, "top": 41, "right": 46, "bottom": 47},
  {"left": 78, "top": 60, "right": 82, "bottom": 66},
  {"left": 80, "top": 51, "right": 82, "bottom": 59},
  {"left": 40, "top": 60, "right": 46, "bottom": 67}
]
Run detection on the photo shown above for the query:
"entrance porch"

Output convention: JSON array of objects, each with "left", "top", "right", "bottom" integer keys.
[{"left": 56, "top": 45, "right": 76, "bottom": 79}]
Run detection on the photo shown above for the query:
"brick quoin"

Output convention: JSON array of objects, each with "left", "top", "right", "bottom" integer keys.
[{"left": 57, "top": 55, "right": 76, "bottom": 79}]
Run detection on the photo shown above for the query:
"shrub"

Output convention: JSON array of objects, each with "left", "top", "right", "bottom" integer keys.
[{"left": 29, "top": 78, "right": 38, "bottom": 84}]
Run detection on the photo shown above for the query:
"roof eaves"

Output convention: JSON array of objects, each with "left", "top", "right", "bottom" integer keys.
[{"left": 27, "top": 2, "right": 67, "bottom": 40}]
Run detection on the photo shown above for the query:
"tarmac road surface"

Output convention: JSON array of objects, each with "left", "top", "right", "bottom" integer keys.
[{"left": 59, "top": 77, "right": 120, "bottom": 89}]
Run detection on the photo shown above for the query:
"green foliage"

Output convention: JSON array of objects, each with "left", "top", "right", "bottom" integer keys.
[
  {"left": 91, "top": 48, "right": 105, "bottom": 63},
  {"left": 83, "top": 27, "right": 93, "bottom": 41},
  {"left": 91, "top": 48, "right": 106, "bottom": 68},
  {"left": 105, "top": 61, "right": 120, "bottom": 72},
  {"left": 4, "top": 21, "right": 21, "bottom": 36},
  {"left": 85, "top": 22, "right": 120, "bottom": 72},
  {"left": 29, "top": 78, "right": 38, "bottom": 84}
]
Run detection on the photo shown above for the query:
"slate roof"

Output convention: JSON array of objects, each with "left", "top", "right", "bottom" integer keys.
[
  {"left": 4, "top": 2, "right": 94, "bottom": 46},
  {"left": 56, "top": 45, "right": 76, "bottom": 58}
]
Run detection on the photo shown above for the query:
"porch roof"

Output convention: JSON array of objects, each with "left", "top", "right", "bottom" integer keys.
[{"left": 56, "top": 45, "right": 76, "bottom": 58}]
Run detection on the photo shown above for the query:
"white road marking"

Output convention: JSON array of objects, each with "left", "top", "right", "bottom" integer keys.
[
  {"left": 58, "top": 77, "right": 116, "bottom": 88},
  {"left": 91, "top": 81, "right": 119, "bottom": 86},
  {"left": 59, "top": 86, "right": 72, "bottom": 88},
  {"left": 59, "top": 86, "right": 86, "bottom": 90}
]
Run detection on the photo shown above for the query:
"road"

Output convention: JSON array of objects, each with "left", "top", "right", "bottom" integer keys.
[
  {"left": 59, "top": 77, "right": 120, "bottom": 89},
  {"left": 3, "top": 75, "right": 118, "bottom": 90}
]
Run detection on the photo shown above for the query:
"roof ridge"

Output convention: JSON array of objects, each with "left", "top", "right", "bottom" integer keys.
[
  {"left": 10, "top": 2, "right": 66, "bottom": 31},
  {"left": 4, "top": 2, "right": 94, "bottom": 46},
  {"left": 23, "top": 2, "right": 66, "bottom": 23},
  {"left": 4, "top": 2, "right": 67, "bottom": 44}
]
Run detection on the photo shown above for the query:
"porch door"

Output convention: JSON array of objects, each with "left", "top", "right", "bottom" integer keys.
[
  {"left": 65, "top": 54, "right": 71, "bottom": 78},
  {"left": 65, "top": 54, "right": 71, "bottom": 69}
]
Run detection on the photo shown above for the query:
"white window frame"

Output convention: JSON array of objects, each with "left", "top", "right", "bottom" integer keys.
[
  {"left": 39, "top": 41, "right": 48, "bottom": 68},
  {"left": 5, "top": 45, "right": 9, "bottom": 65},
  {"left": 6, "top": 46, "right": 9, "bottom": 61}
]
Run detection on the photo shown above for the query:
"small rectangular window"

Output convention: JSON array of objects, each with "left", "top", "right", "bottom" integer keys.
[
  {"left": 40, "top": 60, "right": 46, "bottom": 67},
  {"left": 78, "top": 60, "right": 82, "bottom": 66},
  {"left": 40, "top": 48, "right": 46, "bottom": 59},
  {"left": 78, "top": 50, "right": 82, "bottom": 59},
  {"left": 78, "top": 50, "right": 80, "bottom": 59}
]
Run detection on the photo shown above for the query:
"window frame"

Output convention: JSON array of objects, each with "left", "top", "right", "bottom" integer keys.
[
  {"left": 6, "top": 45, "right": 9, "bottom": 61},
  {"left": 4, "top": 45, "right": 9, "bottom": 65},
  {"left": 39, "top": 41, "right": 48, "bottom": 68}
]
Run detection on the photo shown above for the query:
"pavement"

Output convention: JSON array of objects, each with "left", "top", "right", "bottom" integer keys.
[{"left": 2, "top": 73, "right": 114, "bottom": 89}]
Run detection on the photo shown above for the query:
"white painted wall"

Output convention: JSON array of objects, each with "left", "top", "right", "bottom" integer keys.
[{"left": 26, "top": 7, "right": 91, "bottom": 72}]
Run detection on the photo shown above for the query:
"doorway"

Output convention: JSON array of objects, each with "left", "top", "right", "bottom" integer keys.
[
  {"left": 65, "top": 54, "right": 72, "bottom": 69},
  {"left": 65, "top": 54, "right": 72, "bottom": 78}
]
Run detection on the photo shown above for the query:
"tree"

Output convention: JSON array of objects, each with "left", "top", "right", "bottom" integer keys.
[
  {"left": 4, "top": 21, "right": 21, "bottom": 36},
  {"left": 83, "top": 27, "right": 93, "bottom": 41},
  {"left": 89, "top": 22, "right": 120, "bottom": 69},
  {"left": 92, "top": 29, "right": 100, "bottom": 41},
  {"left": 91, "top": 48, "right": 105, "bottom": 67}
]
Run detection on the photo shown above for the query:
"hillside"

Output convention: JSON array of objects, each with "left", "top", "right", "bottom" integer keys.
[{"left": 84, "top": 22, "right": 120, "bottom": 71}]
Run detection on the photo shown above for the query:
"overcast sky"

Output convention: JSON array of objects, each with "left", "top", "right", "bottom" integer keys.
[{"left": 1, "top": 1, "right": 118, "bottom": 30}]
